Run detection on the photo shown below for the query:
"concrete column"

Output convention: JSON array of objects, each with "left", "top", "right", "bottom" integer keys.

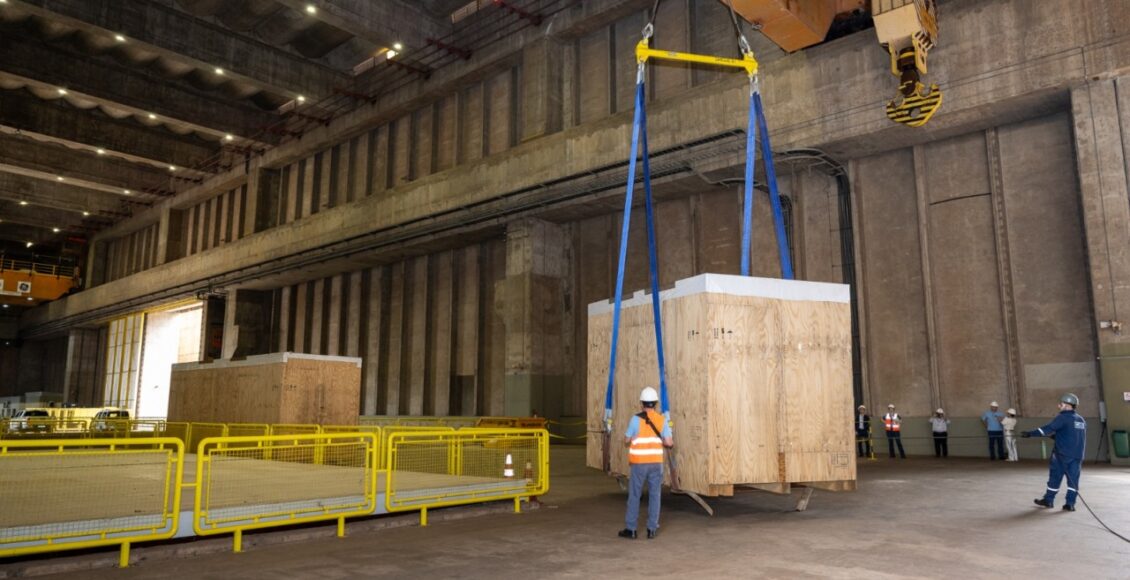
[
  {"left": 221, "top": 290, "right": 274, "bottom": 359},
  {"left": 61, "top": 328, "right": 103, "bottom": 405},
  {"left": 1073, "top": 78, "right": 1130, "bottom": 464},
  {"left": 500, "top": 218, "right": 572, "bottom": 418},
  {"left": 245, "top": 164, "right": 280, "bottom": 235},
  {"left": 520, "top": 38, "right": 564, "bottom": 143},
  {"left": 85, "top": 240, "right": 107, "bottom": 289},
  {"left": 156, "top": 207, "right": 186, "bottom": 265}
]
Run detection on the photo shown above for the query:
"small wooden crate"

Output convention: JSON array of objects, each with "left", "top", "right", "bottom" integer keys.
[
  {"left": 168, "top": 353, "right": 361, "bottom": 425},
  {"left": 586, "top": 274, "right": 856, "bottom": 496}
]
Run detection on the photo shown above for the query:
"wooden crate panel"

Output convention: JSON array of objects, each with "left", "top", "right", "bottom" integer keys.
[
  {"left": 586, "top": 274, "right": 855, "bottom": 497},
  {"left": 169, "top": 353, "right": 362, "bottom": 425}
]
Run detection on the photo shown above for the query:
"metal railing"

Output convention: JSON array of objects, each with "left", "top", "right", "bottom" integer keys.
[
  {"left": 385, "top": 428, "right": 549, "bottom": 522},
  {"left": 0, "top": 438, "right": 184, "bottom": 567},
  {"left": 0, "top": 255, "right": 78, "bottom": 278},
  {"left": 193, "top": 432, "right": 378, "bottom": 552}
]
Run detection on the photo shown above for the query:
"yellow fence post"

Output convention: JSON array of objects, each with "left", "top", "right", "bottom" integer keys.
[
  {"left": 119, "top": 542, "right": 130, "bottom": 568},
  {"left": 420, "top": 507, "right": 427, "bottom": 527}
]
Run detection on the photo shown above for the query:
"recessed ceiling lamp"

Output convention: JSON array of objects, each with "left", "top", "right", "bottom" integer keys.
[
  {"left": 24, "top": 242, "right": 32, "bottom": 248},
  {"left": 82, "top": 211, "right": 90, "bottom": 216},
  {"left": 96, "top": 148, "right": 106, "bottom": 155},
  {"left": 56, "top": 176, "right": 64, "bottom": 181},
  {"left": 148, "top": 113, "right": 157, "bottom": 120},
  {"left": 214, "top": 67, "right": 224, "bottom": 75},
  {"left": 57, "top": 88, "right": 67, "bottom": 95},
  {"left": 19, "top": 201, "right": 28, "bottom": 206},
  {"left": 168, "top": 165, "right": 177, "bottom": 171},
  {"left": 224, "top": 134, "right": 234, "bottom": 141},
  {"left": 52, "top": 227, "right": 60, "bottom": 233},
  {"left": 393, "top": 42, "right": 403, "bottom": 51},
  {"left": 123, "top": 189, "right": 131, "bottom": 195},
  {"left": 114, "top": 33, "right": 126, "bottom": 42},
  {"left": 305, "top": 4, "right": 317, "bottom": 14}
]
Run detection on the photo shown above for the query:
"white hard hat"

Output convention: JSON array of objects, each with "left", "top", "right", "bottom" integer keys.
[
  {"left": 857, "top": 405, "right": 866, "bottom": 410},
  {"left": 990, "top": 401, "right": 999, "bottom": 407},
  {"left": 1007, "top": 408, "right": 1016, "bottom": 415},
  {"left": 887, "top": 404, "right": 895, "bottom": 408},
  {"left": 936, "top": 408, "right": 944, "bottom": 414},
  {"left": 640, "top": 387, "right": 659, "bottom": 403}
]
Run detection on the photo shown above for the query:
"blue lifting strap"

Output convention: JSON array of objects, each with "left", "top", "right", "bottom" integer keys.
[
  {"left": 604, "top": 78, "right": 673, "bottom": 427},
  {"left": 752, "top": 88, "right": 794, "bottom": 280},
  {"left": 740, "top": 83, "right": 794, "bottom": 279}
]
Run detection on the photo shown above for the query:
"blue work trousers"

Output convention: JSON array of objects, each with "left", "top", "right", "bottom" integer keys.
[
  {"left": 625, "top": 462, "right": 663, "bottom": 532},
  {"left": 1043, "top": 454, "right": 1081, "bottom": 507},
  {"left": 988, "top": 430, "right": 1005, "bottom": 460}
]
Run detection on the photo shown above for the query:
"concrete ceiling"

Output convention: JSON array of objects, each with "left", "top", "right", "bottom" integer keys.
[{"left": 0, "top": 0, "right": 580, "bottom": 256}]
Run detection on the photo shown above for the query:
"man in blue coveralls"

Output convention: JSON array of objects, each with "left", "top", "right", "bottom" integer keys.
[{"left": 1023, "top": 393, "right": 1086, "bottom": 512}]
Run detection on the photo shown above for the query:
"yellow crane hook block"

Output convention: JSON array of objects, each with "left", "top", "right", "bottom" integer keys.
[{"left": 873, "top": 0, "right": 942, "bottom": 127}]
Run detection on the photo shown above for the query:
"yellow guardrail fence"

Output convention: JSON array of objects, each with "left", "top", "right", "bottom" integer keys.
[
  {"left": 0, "top": 418, "right": 551, "bottom": 563},
  {"left": 193, "top": 432, "right": 378, "bottom": 552},
  {"left": 0, "top": 438, "right": 185, "bottom": 567},
  {"left": 385, "top": 428, "right": 549, "bottom": 525}
]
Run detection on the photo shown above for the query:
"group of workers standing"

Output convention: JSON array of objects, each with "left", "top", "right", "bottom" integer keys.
[
  {"left": 852, "top": 394, "right": 1087, "bottom": 512},
  {"left": 855, "top": 402, "right": 1023, "bottom": 460}
]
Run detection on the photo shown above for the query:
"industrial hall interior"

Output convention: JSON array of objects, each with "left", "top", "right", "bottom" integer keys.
[{"left": 0, "top": 0, "right": 1128, "bottom": 577}]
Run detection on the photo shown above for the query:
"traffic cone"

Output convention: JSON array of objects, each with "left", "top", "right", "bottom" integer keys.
[
  {"left": 504, "top": 453, "right": 515, "bottom": 478},
  {"left": 523, "top": 460, "right": 533, "bottom": 482}
]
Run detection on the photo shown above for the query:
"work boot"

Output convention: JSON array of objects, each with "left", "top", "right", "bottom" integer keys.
[
  {"left": 618, "top": 528, "right": 637, "bottom": 539},
  {"left": 1033, "top": 498, "right": 1053, "bottom": 508},
  {"left": 1062, "top": 504, "right": 1075, "bottom": 512},
  {"left": 647, "top": 529, "right": 657, "bottom": 539}
]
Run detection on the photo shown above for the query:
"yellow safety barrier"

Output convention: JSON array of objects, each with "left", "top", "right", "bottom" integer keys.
[
  {"left": 379, "top": 426, "right": 454, "bottom": 470},
  {"left": 269, "top": 424, "right": 322, "bottom": 436},
  {"left": 0, "top": 417, "right": 91, "bottom": 438},
  {"left": 188, "top": 423, "right": 226, "bottom": 454},
  {"left": 0, "top": 438, "right": 184, "bottom": 567},
  {"left": 193, "top": 432, "right": 378, "bottom": 552},
  {"left": 385, "top": 428, "right": 549, "bottom": 524}
]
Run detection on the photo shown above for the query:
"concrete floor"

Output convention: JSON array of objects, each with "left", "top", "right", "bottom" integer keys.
[{"left": 32, "top": 447, "right": 1130, "bottom": 579}]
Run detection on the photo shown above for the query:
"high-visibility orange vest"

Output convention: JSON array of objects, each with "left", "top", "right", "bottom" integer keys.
[
  {"left": 884, "top": 413, "right": 901, "bottom": 432},
  {"left": 629, "top": 410, "right": 666, "bottom": 464}
]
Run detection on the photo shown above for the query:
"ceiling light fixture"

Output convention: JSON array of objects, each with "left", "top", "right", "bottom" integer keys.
[
  {"left": 56, "top": 176, "right": 64, "bottom": 181},
  {"left": 393, "top": 42, "right": 403, "bottom": 51},
  {"left": 57, "top": 88, "right": 67, "bottom": 95},
  {"left": 82, "top": 211, "right": 90, "bottom": 216},
  {"left": 305, "top": 4, "right": 317, "bottom": 14},
  {"left": 123, "top": 189, "right": 131, "bottom": 195},
  {"left": 224, "top": 134, "right": 234, "bottom": 141},
  {"left": 148, "top": 113, "right": 157, "bottom": 120},
  {"left": 214, "top": 67, "right": 224, "bottom": 75},
  {"left": 168, "top": 165, "right": 176, "bottom": 171},
  {"left": 25, "top": 242, "right": 32, "bottom": 248},
  {"left": 52, "top": 227, "right": 60, "bottom": 233},
  {"left": 114, "top": 33, "right": 126, "bottom": 42},
  {"left": 19, "top": 201, "right": 28, "bottom": 206},
  {"left": 296, "top": 95, "right": 306, "bottom": 103},
  {"left": 96, "top": 148, "right": 106, "bottom": 155},
  {"left": 386, "top": 50, "right": 398, "bottom": 59},
  {"left": 26, "top": 297, "right": 33, "bottom": 302}
]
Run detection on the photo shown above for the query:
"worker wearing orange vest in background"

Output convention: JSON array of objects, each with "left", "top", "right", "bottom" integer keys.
[
  {"left": 884, "top": 404, "right": 906, "bottom": 459},
  {"left": 619, "top": 387, "right": 673, "bottom": 540}
]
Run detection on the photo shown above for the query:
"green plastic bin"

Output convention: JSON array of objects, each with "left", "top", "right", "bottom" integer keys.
[{"left": 1114, "top": 430, "right": 1130, "bottom": 459}]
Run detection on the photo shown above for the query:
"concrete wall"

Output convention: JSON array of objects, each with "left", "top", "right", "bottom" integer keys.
[
  {"left": 853, "top": 112, "right": 1097, "bottom": 419},
  {"left": 182, "top": 185, "right": 251, "bottom": 257},
  {"left": 104, "top": 222, "right": 160, "bottom": 283}
]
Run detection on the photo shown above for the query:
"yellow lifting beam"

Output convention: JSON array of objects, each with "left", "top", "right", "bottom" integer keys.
[{"left": 635, "top": 38, "right": 758, "bottom": 77}]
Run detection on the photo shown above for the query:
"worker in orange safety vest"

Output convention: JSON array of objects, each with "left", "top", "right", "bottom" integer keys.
[
  {"left": 619, "top": 387, "right": 673, "bottom": 540},
  {"left": 884, "top": 404, "right": 906, "bottom": 459}
]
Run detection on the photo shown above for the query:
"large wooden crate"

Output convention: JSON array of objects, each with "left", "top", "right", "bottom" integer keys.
[
  {"left": 586, "top": 274, "right": 855, "bottom": 497},
  {"left": 168, "top": 353, "right": 361, "bottom": 425}
]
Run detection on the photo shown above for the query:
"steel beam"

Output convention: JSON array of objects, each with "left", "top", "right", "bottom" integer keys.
[
  {"left": 10, "top": 0, "right": 349, "bottom": 100},
  {"left": 0, "top": 30, "right": 279, "bottom": 146},
  {"left": 0, "top": 91, "right": 218, "bottom": 171}
]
